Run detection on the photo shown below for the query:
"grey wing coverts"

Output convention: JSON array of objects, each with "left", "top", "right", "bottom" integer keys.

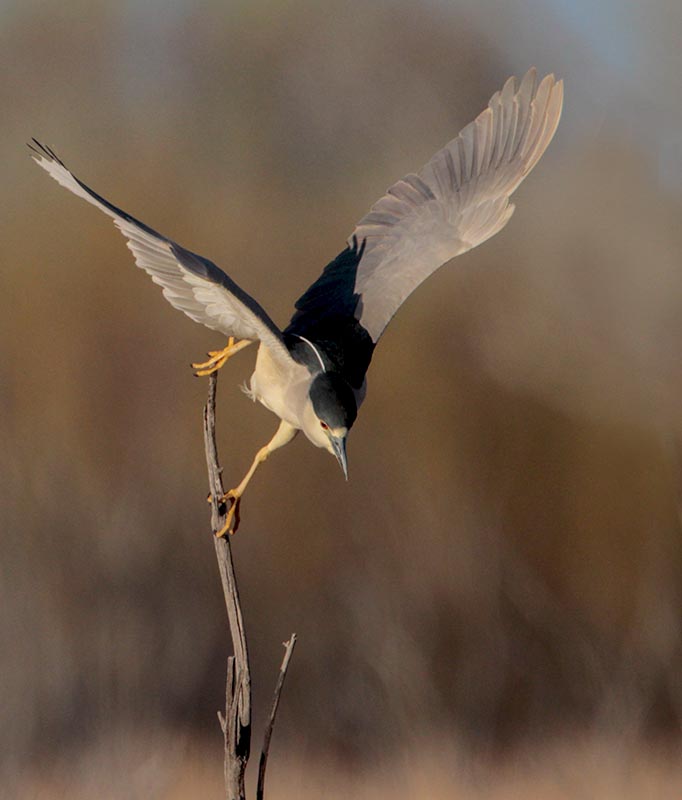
[
  {"left": 29, "top": 141, "right": 290, "bottom": 363},
  {"left": 350, "top": 69, "right": 563, "bottom": 342}
]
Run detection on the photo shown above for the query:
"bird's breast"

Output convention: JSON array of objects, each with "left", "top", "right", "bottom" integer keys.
[{"left": 249, "top": 343, "right": 311, "bottom": 430}]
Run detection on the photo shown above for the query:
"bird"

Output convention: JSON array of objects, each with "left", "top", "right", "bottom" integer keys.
[{"left": 30, "top": 68, "right": 563, "bottom": 536}]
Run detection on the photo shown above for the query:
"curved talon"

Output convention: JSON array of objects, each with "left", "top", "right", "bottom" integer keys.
[
  {"left": 192, "top": 337, "right": 235, "bottom": 375},
  {"left": 215, "top": 490, "right": 241, "bottom": 537},
  {"left": 192, "top": 337, "right": 252, "bottom": 377}
]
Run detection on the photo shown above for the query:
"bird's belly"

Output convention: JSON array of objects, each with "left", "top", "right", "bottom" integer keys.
[{"left": 249, "top": 344, "right": 310, "bottom": 429}]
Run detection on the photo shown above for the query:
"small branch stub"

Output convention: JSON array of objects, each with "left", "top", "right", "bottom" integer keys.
[{"left": 257, "top": 635, "right": 298, "bottom": 800}]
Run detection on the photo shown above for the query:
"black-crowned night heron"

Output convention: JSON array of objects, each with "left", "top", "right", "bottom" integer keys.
[{"left": 31, "top": 69, "right": 562, "bottom": 535}]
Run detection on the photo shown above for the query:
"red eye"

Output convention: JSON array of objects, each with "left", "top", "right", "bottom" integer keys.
[{"left": 320, "top": 421, "right": 329, "bottom": 430}]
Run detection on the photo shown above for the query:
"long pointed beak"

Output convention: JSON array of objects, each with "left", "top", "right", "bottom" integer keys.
[{"left": 330, "top": 435, "right": 348, "bottom": 480}]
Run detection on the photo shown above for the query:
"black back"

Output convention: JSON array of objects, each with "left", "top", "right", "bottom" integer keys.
[{"left": 284, "top": 237, "right": 375, "bottom": 390}]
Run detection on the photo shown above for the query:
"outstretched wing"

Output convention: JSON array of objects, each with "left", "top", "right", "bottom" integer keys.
[
  {"left": 348, "top": 69, "right": 562, "bottom": 343},
  {"left": 30, "top": 141, "right": 290, "bottom": 362}
]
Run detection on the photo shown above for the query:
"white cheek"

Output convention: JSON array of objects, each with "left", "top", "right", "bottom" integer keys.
[
  {"left": 301, "top": 401, "right": 332, "bottom": 450},
  {"left": 320, "top": 434, "right": 335, "bottom": 454}
]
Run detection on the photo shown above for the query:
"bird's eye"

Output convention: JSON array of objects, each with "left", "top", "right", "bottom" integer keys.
[{"left": 320, "top": 421, "right": 329, "bottom": 430}]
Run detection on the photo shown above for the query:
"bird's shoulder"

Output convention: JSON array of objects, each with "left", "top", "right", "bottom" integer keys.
[
  {"left": 285, "top": 238, "right": 374, "bottom": 389},
  {"left": 284, "top": 315, "right": 374, "bottom": 391}
]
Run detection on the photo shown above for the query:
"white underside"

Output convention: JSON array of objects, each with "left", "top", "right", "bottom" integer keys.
[{"left": 249, "top": 343, "right": 329, "bottom": 450}]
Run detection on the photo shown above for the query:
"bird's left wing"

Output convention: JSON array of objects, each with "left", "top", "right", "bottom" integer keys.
[
  {"left": 30, "top": 141, "right": 290, "bottom": 363},
  {"left": 351, "top": 69, "right": 563, "bottom": 342}
]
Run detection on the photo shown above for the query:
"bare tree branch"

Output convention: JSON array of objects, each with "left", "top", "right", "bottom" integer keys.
[
  {"left": 202, "top": 371, "right": 297, "bottom": 799},
  {"left": 203, "top": 373, "right": 251, "bottom": 800},
  {"left": 257, "top": 635, "right": 297, "bottom": 800}
]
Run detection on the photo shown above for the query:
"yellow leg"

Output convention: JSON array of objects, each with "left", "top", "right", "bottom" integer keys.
[
  {"left": 192, "top": 337, "right": 253, "bottom": 376},
  {"left": 215, "top": 420, "right": 298, "bottom": 536}
]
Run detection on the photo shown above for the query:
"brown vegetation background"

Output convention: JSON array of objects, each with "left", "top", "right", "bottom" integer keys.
[{"left": 3, "top": 1, "right": 682, "bottom": 796}]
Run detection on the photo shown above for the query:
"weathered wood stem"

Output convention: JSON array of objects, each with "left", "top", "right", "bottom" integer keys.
[{"left": 202, "top": 372, "right": 296, "bottom": 799}]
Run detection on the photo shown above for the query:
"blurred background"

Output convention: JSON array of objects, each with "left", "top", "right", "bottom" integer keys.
[{"left": 3, "top": 0, "right": 682, "bottom": 797}]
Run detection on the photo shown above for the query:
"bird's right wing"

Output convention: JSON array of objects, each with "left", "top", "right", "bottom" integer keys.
[
  {"left": 30, "top": 141, "right": 291, "bottom": 363},
  {"left": 351, "top": 69, "right": 563, "bottom": 342}
]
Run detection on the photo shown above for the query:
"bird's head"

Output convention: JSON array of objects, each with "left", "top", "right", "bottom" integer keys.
[{"left": 304, "top": 372, "right": 357, "bottom": 479}]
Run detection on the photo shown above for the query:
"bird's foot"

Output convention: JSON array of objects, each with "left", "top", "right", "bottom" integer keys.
[
  {"left": 192, "top": 337, "right": 244, "bottom": 376},
  {"left": 215, "top": 489, "right": 241, "bottom": 537}
]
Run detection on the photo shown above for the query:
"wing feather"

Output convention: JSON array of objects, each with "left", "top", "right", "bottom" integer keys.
[
  {"left": 351, "top": 69, "right": 563, "bottom": 342},
  {"left": 29, "top": 141, "right": 290, "bottom": 363}
]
